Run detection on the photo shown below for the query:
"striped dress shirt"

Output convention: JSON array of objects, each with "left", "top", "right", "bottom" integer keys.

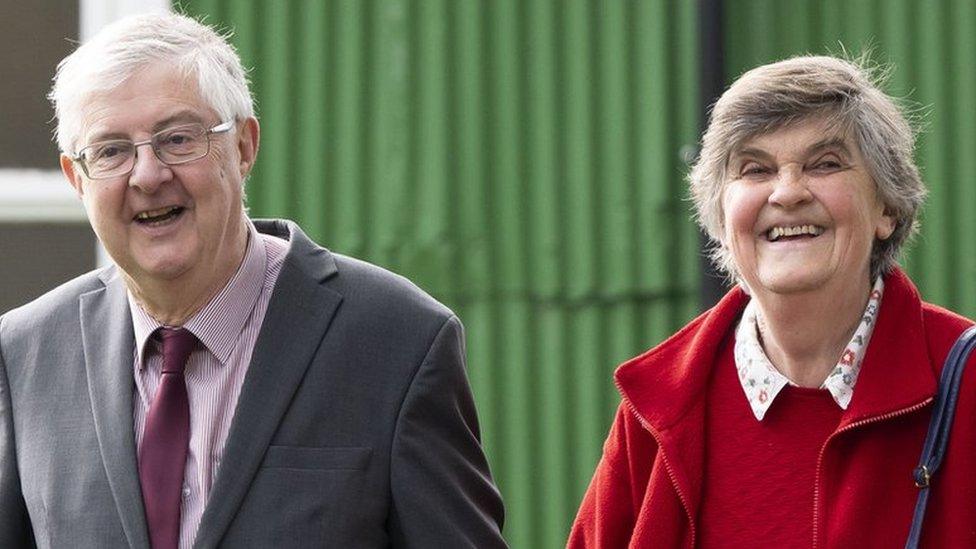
[{"left": 129, "top": 222, "right": 287, "bottom": 549}]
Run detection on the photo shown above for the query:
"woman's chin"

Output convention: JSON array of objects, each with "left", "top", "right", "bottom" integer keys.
[{"left": 752, "top": 269, "right": 831, "bottom": 296}]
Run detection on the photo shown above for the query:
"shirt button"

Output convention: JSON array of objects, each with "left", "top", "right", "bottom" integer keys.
[{"left": 182, "top": 486, "right": 191, "bottom": 498}]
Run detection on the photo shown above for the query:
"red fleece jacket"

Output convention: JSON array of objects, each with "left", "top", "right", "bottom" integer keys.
[{"left": 568, "top": 269, "right": 976, "bottom": 548}]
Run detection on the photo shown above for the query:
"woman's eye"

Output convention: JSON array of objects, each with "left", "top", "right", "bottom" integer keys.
[
  {"left": 741, "top": 164, "right": 770, "bottom": 177},
  {"left": 810, "top": 157, "right": 843, "bottom": 172}
]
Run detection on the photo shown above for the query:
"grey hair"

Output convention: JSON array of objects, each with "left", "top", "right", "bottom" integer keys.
[
  {"left": 50, "top": 12, "right": 254, "bottom": 154},
  {"left": 688, "top": 55, "right": 927, "bottom": 283}
]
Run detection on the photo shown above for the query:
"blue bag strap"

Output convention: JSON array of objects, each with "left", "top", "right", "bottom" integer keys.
[{"left": 905, "top": 324, "right": 976, "bottom": 549}]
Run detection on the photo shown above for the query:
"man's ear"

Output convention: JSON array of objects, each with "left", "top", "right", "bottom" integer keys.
[
  {"left": 237, "top": 117, "right": 260, "bottom": 178},
  {"left": 60, "top": 154, "right": 85, "bottom": 198}
]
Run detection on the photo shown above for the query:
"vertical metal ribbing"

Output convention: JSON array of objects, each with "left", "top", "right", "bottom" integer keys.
[{"left": 182, "top": 1, "right": 704, "bottom": 544}]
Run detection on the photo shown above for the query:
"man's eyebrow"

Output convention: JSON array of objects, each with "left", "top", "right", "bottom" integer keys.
[
  {"left": 152, "top": 111, "right": 206, "bottom": 132},
  {"left": 82, "top": 130, "right": 129, "bottom": 146},
  {"left": 82, "top": 111, "right": 206, "bottom": 147}
]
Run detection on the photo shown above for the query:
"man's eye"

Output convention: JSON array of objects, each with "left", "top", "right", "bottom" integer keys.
[
  {"left": 160, "top": 132, "right": 194, "bottom": 146},
  {"left": 91, "top": 145, "right": 122, "bottom": 161}
]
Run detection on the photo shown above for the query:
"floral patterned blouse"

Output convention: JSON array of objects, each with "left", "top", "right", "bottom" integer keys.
[{"left": 733, "top": 277, "right": 885, "bottom": 421}]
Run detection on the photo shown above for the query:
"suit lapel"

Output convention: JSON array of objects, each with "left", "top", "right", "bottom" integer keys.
[
  {"left": 81, "top": 269, "right": 151, "bottom": 549},
  {"left": 194, "top": 223, "right": 342, "bottom": 548}
]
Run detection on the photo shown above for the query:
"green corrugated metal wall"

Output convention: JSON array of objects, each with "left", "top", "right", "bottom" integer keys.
[
  {"left": 181, "top": 0, "right": 701, "bottom": 546},
  {"left": 725, "top": 0, "right": 976, "bottom": 318},
  {"left": 177, "top": 0, "right": 976, "bottom": 545}
]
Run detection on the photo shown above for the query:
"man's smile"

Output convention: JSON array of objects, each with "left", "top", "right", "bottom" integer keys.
[{"left": 134, "top": 205, "right": 185, "bottom": 225}]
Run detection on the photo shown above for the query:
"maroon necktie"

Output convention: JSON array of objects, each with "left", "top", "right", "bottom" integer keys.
[{"left": 139, "top": 327, "right": 197, "bottom": 549}]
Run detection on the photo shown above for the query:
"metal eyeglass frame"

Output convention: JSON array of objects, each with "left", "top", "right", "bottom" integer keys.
[{"left": 71, "top": 119, "right": 236, "bottom": 180}]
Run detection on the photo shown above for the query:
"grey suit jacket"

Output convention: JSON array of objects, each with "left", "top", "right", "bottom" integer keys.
[{"left": 0, "top": 219, "right": 506, "bottom": 548}]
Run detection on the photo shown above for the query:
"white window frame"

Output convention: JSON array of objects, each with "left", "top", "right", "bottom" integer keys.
[{"left": 0, "top": 170, "right": 85, "bottom": 222}]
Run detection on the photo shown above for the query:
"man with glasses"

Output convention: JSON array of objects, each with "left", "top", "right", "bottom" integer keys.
[{"left": 0, "top": 12, "right": 505, "bottom": 549}]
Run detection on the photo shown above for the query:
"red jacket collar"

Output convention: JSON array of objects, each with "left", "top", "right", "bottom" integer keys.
[
  {"left": 842, "top": 269, "right": 938, "bottom": 425},
  {"left": 613, "top": 269, "right": 941, "bottom": 521},
  {"left": 616, "top": 268, "right": 938, "bottom": 431}
]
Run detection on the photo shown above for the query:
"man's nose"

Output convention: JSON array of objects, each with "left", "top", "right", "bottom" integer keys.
[
  {"left": 768, "top": 164, "right": 812, "bottom": 208},
  {"left": 128, "top": 142, "right": 171, "bottom": 192}
]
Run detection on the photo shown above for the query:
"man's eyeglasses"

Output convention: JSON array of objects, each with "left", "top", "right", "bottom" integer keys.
[{"left": 71, "top": 120, "right": 235, "bottom": 180}]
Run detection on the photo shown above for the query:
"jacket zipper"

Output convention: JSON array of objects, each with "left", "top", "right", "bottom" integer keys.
[
  {"left": 617, "top": 382, "right": 697, "bottom": 548},
  {"left": 811, "top": 398, "right": 933, "bottom": 548}
]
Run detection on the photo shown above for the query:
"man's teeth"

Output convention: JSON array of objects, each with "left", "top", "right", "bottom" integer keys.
[
  {"left": 136, "top": 206, "right": 180, "bottom": 220},
  {"left": 767, "top": 224, "right": 824, "bottom": 241}
]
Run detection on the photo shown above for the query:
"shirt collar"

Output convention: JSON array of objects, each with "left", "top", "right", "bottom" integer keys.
[
  {"left": 129, "top": 220, "right": 268, "bottom": 368},
  {"left": 733, "top": 277, "right": 885, "bottom": 420}
]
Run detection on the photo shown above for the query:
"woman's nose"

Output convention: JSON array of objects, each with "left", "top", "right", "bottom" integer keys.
[{"left": 768, "top": 164, "right": 812, "bottom": 207}]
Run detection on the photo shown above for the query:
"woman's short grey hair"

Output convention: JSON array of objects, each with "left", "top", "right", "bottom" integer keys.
[
  {"left": 50, "top": 12, "right": 253, "bottom": 155},
  {"left": 689, "top": 55, "right": 927, "bottom": 282}
]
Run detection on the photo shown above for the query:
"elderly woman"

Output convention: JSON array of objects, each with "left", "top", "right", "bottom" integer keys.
[{"left": 568, "top": 56, "right": 976, "bottom": 547}]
